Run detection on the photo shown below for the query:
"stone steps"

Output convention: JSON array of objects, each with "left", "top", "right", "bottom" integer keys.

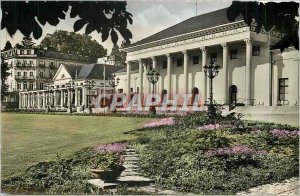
[
  {"left": 87, "top": 179, "right": 119, "bottom": 189},
  {"left": 117, "top": 147, "right": 153, "bottom": 187}
]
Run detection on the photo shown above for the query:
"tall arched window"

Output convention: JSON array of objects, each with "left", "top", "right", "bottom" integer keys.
[
  {"left": 191, "top": 87, "right": 199, "bottom": 105},
  {"left": 161, "top": 89, "right": 167, "bottom": 104},
  {"left": 229, "top": 85, "right": 237, "bottom": 105}
]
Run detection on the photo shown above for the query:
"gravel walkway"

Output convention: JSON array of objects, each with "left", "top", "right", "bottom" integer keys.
[{"left": 237, "top": 178, "right": 299, "bottom": 196}]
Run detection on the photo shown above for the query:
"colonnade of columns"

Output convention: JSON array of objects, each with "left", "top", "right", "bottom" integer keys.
[
  {"left": 19, "top": 87, "right": 88, "bottom": 109},
  {"left": 126, "top": 39, "right": 253, "bottom": 105}
]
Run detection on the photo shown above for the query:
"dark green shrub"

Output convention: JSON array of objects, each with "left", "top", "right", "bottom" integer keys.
[
  {"left": 1, "top": 148, "right": 123, "bottom": 194},
  {"left": 136, "top": 135, "right": 151, "bottom": 144}
]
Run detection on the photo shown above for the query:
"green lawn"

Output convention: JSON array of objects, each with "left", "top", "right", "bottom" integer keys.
[{"left": 1, "top": 113, "right": 152, "bottom": 178}]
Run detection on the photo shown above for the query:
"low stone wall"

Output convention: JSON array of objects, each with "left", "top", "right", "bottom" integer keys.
[{"left": 231, "top": 106, "right": 299, "bottom": 126}]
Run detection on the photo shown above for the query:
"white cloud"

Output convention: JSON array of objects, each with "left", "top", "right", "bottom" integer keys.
[{"left": 129, "top": 4, "right": 192, "bottom": 42}]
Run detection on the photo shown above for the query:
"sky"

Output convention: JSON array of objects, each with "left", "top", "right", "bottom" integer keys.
[{"left": 0, "top": 0, "right": 233, "bottom": 54}]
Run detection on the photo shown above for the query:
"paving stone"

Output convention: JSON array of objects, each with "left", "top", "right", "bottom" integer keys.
[
  {"left": 123, "top": 167, "right": 139, "bottom": 172},
  {"left": 123, "top": 163, "right": 139, "bottom": 169},
  {"left": 236, "top": 178, "right": 299, "bottom": 196},
  {"left": 117, "top": 175, "right": 153, "bottom": 182},
  {"left": 124, "top": 154, "right": 139, "bottom": 157},
  {"left": 124, "top": 156, "right": 139, "bottom": 161},
  {"left": 120, "top": 171, "right": 141, "bottom": 177},
  {"left": 87, "top": 179, "right": 119, "bottom": 189},
  {"left": 125, "top": 149, "right": 135, "bottom": 152}
]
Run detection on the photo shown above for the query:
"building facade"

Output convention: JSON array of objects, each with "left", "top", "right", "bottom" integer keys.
[
  {"left": 18, "top": 63, "right": 123, "bottom": 112},
  {"left": 2, "top": 48, "right": 95, "bottom": 93},
  {"left": 117, "top": 8, "right": 299, "bottom": 108}
]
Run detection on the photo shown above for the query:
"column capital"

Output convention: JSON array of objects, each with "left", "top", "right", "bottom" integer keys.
[
  {"left": 221, "top": 42, "right": 228, "bottom": 49},
  {"left": 182, "top": 50, "right": 188, "bottom": 55},
  {"left": 200, "top": 47, "right": 207, "bottom": 54},
  {"left": 166, "top": 53, "right": 171, "bottom": 59},
  {"left": 244, "top": 38, "right": 252, "bottom": 46},
  {"left": 138, "top": 59, "right": 142, "bottom": 63}
]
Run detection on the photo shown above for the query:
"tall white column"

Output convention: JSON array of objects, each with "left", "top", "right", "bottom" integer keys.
[
  {"left": 166, "top": 54, "right": 172, "bottom": 99},
  {"left": 201, "top": 47, "right": 207, "bottom": 103},
  {"left": 43, "top": 91, "right": 46, "bottom": 107},
  {"left": 53, "top": 91, "right": 57, "bottom": 107},
  {"left": 37, "top": 93, "right": 40, "bottom": 109},
  {"left": 82, "top": 87, "right": 87, "bottom": 106},
  {"left": 244, "top": 39, "right": 252, "bottom": 105},
  {"left": 60, "top": 90, "right": 64, "bottom": 107},
  {"left": 18, "top": 93, "right": 22, "bottom": 109},
  {"left": 273, "top": 64, "right": 278, "bottom": 106},
  {"left": 221, "top": 42, "right": 228, "bottom": 104},
  {"left": 151, "top": 56, "right": 157, "bottom": 94},
  {"left": 75, "top": 87, "right": 78, "bottom": 107},
  {"left": 67, "top": 90, "right": 71, "bottom": 106},
  {"left": 152, "top": 56, "right": 156, "bottom": 69},
  {"left": 126, "top": 61, "right": 131, "bottom": 98},
  {"left": 27, "top": 93, "right": 31, "bottom": 108},
  {"left": 138, "top": 59, "right": 143, "bottom": 99},
  {"left": 143, "top": 62, "right": 148, "bottom": 95},
  {"left": 265, "top": 49, "right": 272, "bottom": 106},
  {"left": 183, "top": 50, "right": 189, "bottom": 94}
]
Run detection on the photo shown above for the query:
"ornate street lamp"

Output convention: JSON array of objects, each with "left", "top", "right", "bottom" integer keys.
[
  {"left": 108, "top": 73, "right": 120, "bottom": 93},
  {"left": 146, "top": 68, "right": 160, "bottom": 114},
  {"left": 203, "top": 58, "right": 220, "bottom": 118},
  {"left": 108, "top": 73, "right": 120, "bottom": 113},
  {"left": 84, "top": 79, "right": 95, "bottom": 114},
  {"left": 66, "top": 80, "right": 75, "bottom": 113},
  {"left": 45, "top": 84, "right": 54, "bottom": 113}
]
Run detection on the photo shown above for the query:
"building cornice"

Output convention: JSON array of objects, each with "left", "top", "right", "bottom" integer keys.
[
  {"left": 123, "top": 20, "right": 283, "bottom": 55},
  {"left": 123, "top": 20, "right": 246, "bottom": 53}
]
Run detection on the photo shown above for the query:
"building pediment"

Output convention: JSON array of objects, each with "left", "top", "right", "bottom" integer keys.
[{"left": 53, "top": 64, "right": 73, "bottom": 81}]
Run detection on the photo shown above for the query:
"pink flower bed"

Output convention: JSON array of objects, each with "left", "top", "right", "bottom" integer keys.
[
  {"left": 94, "top": 143, "right": 128, "bottom": 154},
  {"left": 197, "top": 124, "right": 222, "bottom": 130},
  {"left": 143, "top": 117, "right": 175, "bottom": 128},
  {"left": 206, "top": 145, "right": 267, "bottom": 156},
  {"left": 271, "top": 129, "right": 299, "bottom": 138}
]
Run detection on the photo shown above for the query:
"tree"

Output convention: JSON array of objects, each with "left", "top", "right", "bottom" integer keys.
[
  {"left": 20, "top": 35, "right": 35, "bottom": 48},
  {"left": 39, "top": 30, "right": 107, "bottom": 58},
  {"left": 1, "top": 1, "right": 133, "bottom": 45},
  {"left": 3, "top": 41, "right": 12, "bottom": 51},
  {"left": 1, "top": 56, "right": 10, "bottom": 100},
  {"left": 227, "top": 1, "right": 299, "bottom": 52}
]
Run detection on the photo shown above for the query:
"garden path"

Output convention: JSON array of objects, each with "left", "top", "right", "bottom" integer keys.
[{"left": 237, "top": 177, "right": 299, "bottom": 196}]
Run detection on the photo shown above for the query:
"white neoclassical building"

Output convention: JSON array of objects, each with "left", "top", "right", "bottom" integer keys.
[
  {"left": 117, "top": 8, "right": 299, "bottom": 108},
  {"left": 18, "top": 63, "right": 123, "bottom": 112}
]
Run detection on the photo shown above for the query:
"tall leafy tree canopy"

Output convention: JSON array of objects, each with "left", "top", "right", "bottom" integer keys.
[
  {"left": 20, "top": 35, "right": 35, "bottom": 48},
  {"left": 3, "top": 41, "right": 12, "bottom": 51},
  {"left": 1, "top": 1, "right": 133, "bottom": 45},
  {"left": 227, "top": 1, "right": 299, "bottom": 52},
  {"left": 1, "top": 55, "right": 10, "bottom": 100},
  {"left": 39, "top": 30, "right": 107, "bottom": 58}
]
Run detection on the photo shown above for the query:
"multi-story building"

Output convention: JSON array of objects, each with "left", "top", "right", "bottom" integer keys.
[
  {"left": 117, "top": 8, "right": 299, "bottom": 109},
  {"left": 1, "top": 47, "right": 96, "bottom": 106}
]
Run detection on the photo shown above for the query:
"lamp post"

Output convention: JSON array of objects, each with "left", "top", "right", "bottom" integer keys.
[
  {"left": 108, "top": 73, "right": 120, "bottom": 113},
  {"left": 203, "top": 58, "right": 220, "bottom": 118},
  {"left": 45, "top": 84, "right": 54, "bottom": 113},
  {"left": 84, "top": 79, "right": 95, "bottom": 114},
  {"left": 146, "top": 68, "right": 160, "bottom": 114},
  {"left": 108, "top": 73, "right": 120, "bottom": 94},
  {"left": 66, "top": 80, "right": 75, "bottom": 113}
]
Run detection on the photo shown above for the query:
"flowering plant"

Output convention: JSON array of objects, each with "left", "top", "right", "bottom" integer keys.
[
  {"left": 143, "top": 117, "right": 175, "bottom": 128},
  {"left": 94, "top": 143, "right": 128, "bottom": 154},
  {"left": 206, "top": 145, "right": 267, "bottom": 156},
  {"left": 197, "top": 124, "right": 222, "bottom": 130},
  {"left": 271, "top": 129, "right": 299, "bottom": 138}
]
